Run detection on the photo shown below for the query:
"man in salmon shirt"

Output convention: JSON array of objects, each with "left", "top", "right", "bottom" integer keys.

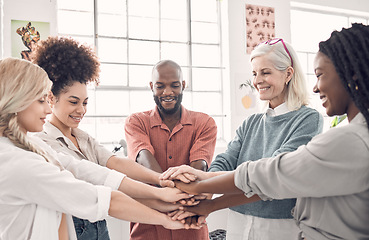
[{"left": 125, "top": 60, "right": 217, "bottom": 240}]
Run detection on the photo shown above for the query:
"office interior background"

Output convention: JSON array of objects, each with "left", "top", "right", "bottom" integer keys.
[{"left": 1, "top": 0, "right": 369, "bottom": 239}]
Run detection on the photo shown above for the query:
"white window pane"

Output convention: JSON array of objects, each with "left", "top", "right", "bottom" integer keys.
[
  {"left": 161, "top": 20, "right": 188, "bottom": 42},
  {"left": 291, "top": 10, "right": 348, "bottom": 53},
  {"left": 69, "top": 36, "right": 94, "bottom": 47},
  {"left": 128, "top": 16, "right": 159, "bottom": 40},
  {"left": 296, "top": 52, "right": 308, "bottom": 75},
  {"left": 95, "top": 117, "right": 126, "bottom": 143},
  {"left": 192, "top": 68, "right": 221, "bottom": 91},
  {"left": 98, "top": 14, "right": 126, "bottom": 37},
  {"left": 182, "top": 91, "right": 193, "bottom": 110},
  {"left": 192, "top": 92, "right": 222, "bottom": 115},
  {"left": 161, "top": 0, "right": 187, "bottom": 20},
  {"left": 192, "top": 44, "right": 220, "bottom": 67},
  {"left": 128, "top": 0, "right": 159, "bottom": 18},
  {"left": 86, "top": 88, "right": 96, "bottom": 115},
  {"left": 58, "top": 0, "right": 93, "bottom": 11},
  {"left": 191, "top": 22, "right": 218, "bottom": 44},
  {"left": 191, "top": 0, "right": 217, "bottom": 22},
  {"left": 129, "top": 91, "right": 156, "bottom": 112},
  {"left": 97, "top": 0, "right": 126, "bottom": 14},
  {"left": 349, "top": 17, "right": 367, "bottom": 25},
  {"left": 161, "top": 43, "right": 188, "bottom": 66},
  {"left": 58, "top": 11, "right": 94, "bottom": 36},
  {"left": 129, "top": 40, "right": 159, "bottom": 64},
  {"left": 128, "top": 65, "right": 152, "bottom": 87},
  {"left": 306, "top": 74, "right": 317, "bottom": 97},
  {"left": 181, "top": 67, "right": 190, "bottom": 88},
  {"left": 95, "top": 90, "right": 129, "bottom": 115},
  {"left": 307, "top": 53, "right": 316, "bottom": 74},
  {"left": 100, "top": 63, "right": 128, "bottom": 86},
  {"left": 98, "top": 38, "right": 127, "bottom": 63}
]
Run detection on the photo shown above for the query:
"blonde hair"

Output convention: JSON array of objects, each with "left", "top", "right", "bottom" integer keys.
[
  {"left": 0, "top": 57, "right": 52, "bottom": 161},
  {"left": 250, "top": 40, "right": 309, "bottom": 110}
]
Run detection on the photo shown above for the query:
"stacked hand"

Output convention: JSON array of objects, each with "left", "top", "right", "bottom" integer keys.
[{"left": 158, "top": 165, "right": 214, "bottom": 228}]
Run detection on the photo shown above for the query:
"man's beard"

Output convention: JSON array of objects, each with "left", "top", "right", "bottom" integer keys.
[{"left": 154, "top": 93, "right": 183, "bottom": 115}]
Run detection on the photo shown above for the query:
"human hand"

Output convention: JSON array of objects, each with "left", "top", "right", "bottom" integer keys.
[
  {"left": 160, "top": 165, "right": 207, "bottom": 183},
  {"left": 159, "top": 178, "right": 175, "bottom": 188},
  {"left": 174, "top": 180, "right": 202, "bottom": 196},
  {"left": 173, "top": 199, "right": 213, "bottom": 221},
  {"left": 153, "top": 200, "right": 182, "bottom": 213},
  {"left": 162, "top": 215, "right": 203, "bottom": 230},
  {"left": 158, "top": 186, "right": 194, "bottom": 203},
  {"left": 182, "top": 215, "right": 207, "bottom": 229}
]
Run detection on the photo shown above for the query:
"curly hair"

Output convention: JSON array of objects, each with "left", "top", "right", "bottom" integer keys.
[
  {"left": 319, "top": 23, "right": 369, "bottom": 129},
  {"left": 31, "top": 36, "right": 100, "bottom": 96}
]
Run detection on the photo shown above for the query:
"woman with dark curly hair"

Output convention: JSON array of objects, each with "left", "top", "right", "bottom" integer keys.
[{"left": 31, "top": 36, "right": 190, "bottom": 240}]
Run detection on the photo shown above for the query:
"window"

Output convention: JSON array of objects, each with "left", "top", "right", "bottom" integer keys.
[
  {"left": 57, "top": 0, "right": 226, "bottom": 147},
  {"left": 290, "top": 2, "right": 369, "bottom": 130}
]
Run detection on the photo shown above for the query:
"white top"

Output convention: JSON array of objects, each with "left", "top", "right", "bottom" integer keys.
[
  {"left": 235, "top": 113, "right": 369, "bottom": 239},
  {"left": 0, "top": 136, "right": 125, "bottom": 240},
  {"left": 266, "top": 102, "right": 290, "bottom": 117},
  {"left": 35, "top": 121, "right": 114, "bottom": 166}
]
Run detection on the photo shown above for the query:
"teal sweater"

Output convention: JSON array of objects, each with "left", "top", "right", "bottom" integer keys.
[{"left": 209, "top": 106, "right": 323, "bottom": 218}]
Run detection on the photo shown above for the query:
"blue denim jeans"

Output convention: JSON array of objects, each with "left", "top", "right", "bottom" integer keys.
[{"left": 72, "top": 216, "right": 110, "bottom": 240}]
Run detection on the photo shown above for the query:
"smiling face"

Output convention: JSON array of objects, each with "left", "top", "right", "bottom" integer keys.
[
  {"left": 150, "top": 63, "right": 185, "bottom": 115},
  {"left": 251, "top": 55, "right": 293, "bottom": 109},
  {"left": 313, "top": 51, "right": 358, "bottom": 120},
  {"left": 17, "top": 94, "right": 51, "bottom": 133},
  {"left": 49, "top": 81, "right": 88, "bottom": 132}
]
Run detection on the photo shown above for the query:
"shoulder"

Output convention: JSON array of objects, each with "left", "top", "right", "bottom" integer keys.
[
  {"left": 126, "top": 110, "right": 152, "bottom": 123},
  {"left": 296, "top": 106, "right": 322, "bottom": 118},
  {"left": 0, "top": 139, "right": 46, "bottom": 174},
  {"left": 313, "top": 122, "right": 368, "bottom": 148},
  {"left": 290, "top": 106, "right": 323, "bottom": 126},
  {"left": 185, "top": 109, "right": 216, "bottom": 126},
  {"left": 240, "top": 113, "right": 264, "bottom": 127}
]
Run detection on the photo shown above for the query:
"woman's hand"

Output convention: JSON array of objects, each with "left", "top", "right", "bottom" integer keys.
[
  {"left": 174, "top": 180, "right": 202, "bottom": 195},
  {"left": 160, "top": 165, "right": 208, "bottom": 182},
  {"left": 157, "top": 186, "right": 193, "bottom": 203},
  {"left": 173, "top": 199, "right": 213, "bottom": 221}
]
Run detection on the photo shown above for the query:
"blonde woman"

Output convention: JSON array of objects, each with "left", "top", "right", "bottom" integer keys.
[{"left": 0, "top": 58, "right": 194, "bottom": 240}]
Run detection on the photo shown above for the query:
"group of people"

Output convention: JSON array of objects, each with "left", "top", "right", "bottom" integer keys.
[{"left": 0, "top": 22, "right": 368, "bottom": 240}]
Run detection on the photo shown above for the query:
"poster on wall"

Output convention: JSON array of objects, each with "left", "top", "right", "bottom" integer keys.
[
  {"left": 245, "top": 4, "right": 275, "bottom": 54},
  {"left": 11, "top": 20, "right": 50, "bottom": 60}
]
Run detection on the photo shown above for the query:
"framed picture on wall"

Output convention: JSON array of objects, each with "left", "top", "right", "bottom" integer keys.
[
  {"left": 11, "top": 20, "right": 50, "bottom": 60},
  {"left": 245, "top": 4, "right": 275, "bottom": 54}
]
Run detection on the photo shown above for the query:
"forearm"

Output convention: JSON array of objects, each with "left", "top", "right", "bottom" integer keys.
[
  {"left": 137, "top": 149, "right": 163, "bottom": 173},
  {"left": 118, "top": 176, "right": 162, "bottom": 199},
  {"left": 107, "top": 156, "right": 161, "bottom": 185},
  {"left": 109, "top": 191, "right": 168, "bottom": 225},
  {"left": 210, "top": 194, "right": 260, "bottom": 212},
  {"left": 190, "top": 159, "right": 208, "bottom": 172},
  {"left": 196, "top": 171, "right": 242, "bottom": 194},
  {"left": 136, "top": 198, "right": 180, "bottom": 212}
]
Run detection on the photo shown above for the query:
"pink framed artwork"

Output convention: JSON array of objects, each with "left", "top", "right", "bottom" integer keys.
[{"left": 245, "top": 4, "right": 275, "bottom": 54}]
